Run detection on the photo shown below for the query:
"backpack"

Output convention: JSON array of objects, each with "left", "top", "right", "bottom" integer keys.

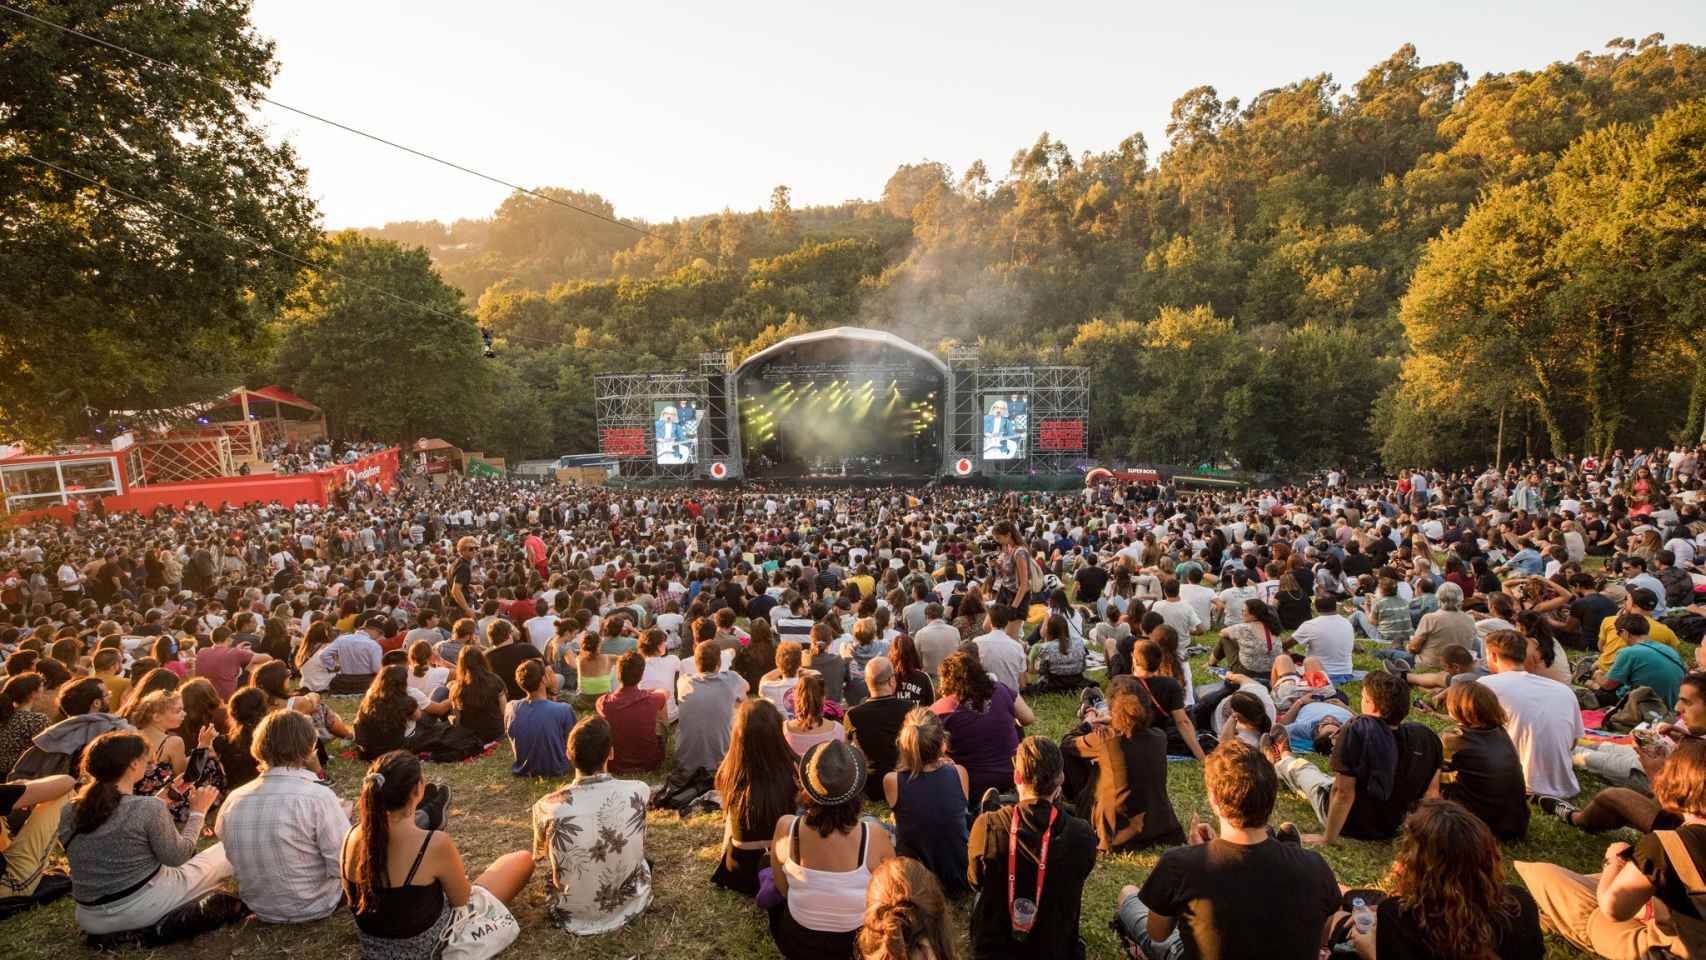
[
  {"left": 412, "top": 723, "right": 488, "bottom": 764},
  {"left": 649, "top": 766, "right": 714, "bottom": 811},
  {"left": 1651, "top": 830, "right": 1706, "bottom": 959},
  {"left": 1606, "top": 686, "right": 1672, "bottom": 733}
]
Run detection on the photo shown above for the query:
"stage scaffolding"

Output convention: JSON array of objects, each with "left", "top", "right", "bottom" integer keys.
[
  {"left": 596, "top": 333, "right": 1087, "bottom": 483},
  {"left": 594, "top": 371, "right": 712, "bottom": 481},
  {"left": 944, "top": 348, "right": 1090, "bottom": 477}
]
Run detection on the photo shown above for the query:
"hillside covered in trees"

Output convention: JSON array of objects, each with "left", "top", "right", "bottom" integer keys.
[
  {"left": 13, "top": 5, "right": 1699, "bottom": 471},
  {"left": 346, "top": 38, "right": 1706, "bottom": 471}
]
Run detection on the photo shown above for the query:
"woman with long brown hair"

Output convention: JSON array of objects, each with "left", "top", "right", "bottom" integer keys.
[
  {"left": 712, "top": 698, "right": 798, "bottom": 896},
  {"left": 449, "top": 645, "right": 506, "bottom": 743},
  {"left": 341, "top": 750, "right": 532, "bottom": 959},
  {"left": 857, "top": 856, "right": 959, "bottom": 960},
  {"left": 1351, "top": 799, "right": 1541, "bottom": 959},
  {"left": 353, "top": 665, "right": 421, "bottom": 761}
]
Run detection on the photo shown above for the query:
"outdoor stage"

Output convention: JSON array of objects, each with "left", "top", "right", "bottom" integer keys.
[{"left": 595, "top": 327, "right": 1089, "bottom": 484}]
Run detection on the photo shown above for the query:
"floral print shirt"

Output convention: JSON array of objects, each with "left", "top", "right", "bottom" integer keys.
[{"left": 531, "top": 772, "right": 652, "bottom": 934}]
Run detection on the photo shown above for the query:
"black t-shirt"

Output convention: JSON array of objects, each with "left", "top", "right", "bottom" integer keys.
[
  {"left": 0, "top": 781, "right": 23, "bottom": 873},
  {"left": 1074, "top": 566, "right": 1109, "bottom": 604},
  {"left": 745, "top": 593, "right": 778, "bottom": 623},
  {"left": 1571, "top": 594, "right": 1619, "bottom": 640},
  {"left": 487, "top": 643, "right": 543, "bottom": 701},
  {"left": 1342, "top": 553, "right": 1374, "bottom": 578},
  {"left": 1442, "top": 726, "right": 1530, "bottom": 840},
  {"left": 1137, "top": 837, "right": 1339, "bottom": 960},
  {"left": 1331, "top": 719, "right": 1443, "bottom": 840},
  {"left": 450, "top": 559, "right": 474, "bottom": 610},
  {"left": 968, "top": 800, "right": 1098, "bottom": 960},
  {"left": 895, "top": 669, "right": 935, "bottom": 705},
  {"left": 1375, "top": 886, "right": 1544, "bottom": 960},
  {"left": 846, "top": 695, "right": 912, "bottom": 801},
  {"left": 1633, "top": 823, "right": 1706, "bottom": 923},
  {"left": 1134, "top": 674, "right": 1185, "bottom": 730}
]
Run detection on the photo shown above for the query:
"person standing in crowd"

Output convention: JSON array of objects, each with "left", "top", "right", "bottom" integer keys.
[{"left": 967, "top": 736, "right": 1097, "bottom": 960}]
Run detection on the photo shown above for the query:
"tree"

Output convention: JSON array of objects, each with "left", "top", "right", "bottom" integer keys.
[
  {"left": 768, "top": 185, "right": 798, "bottom": 240},
  {"left": 0, "top": 0, "right": 319, "bottom": 443},
  {"left": 273, "top": 232, "right": 492, "bottom": 443}
]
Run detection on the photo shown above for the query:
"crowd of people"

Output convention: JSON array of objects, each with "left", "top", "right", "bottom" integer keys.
[{"left": 0, "top": 443, "right": 1702, "bottom": 960}]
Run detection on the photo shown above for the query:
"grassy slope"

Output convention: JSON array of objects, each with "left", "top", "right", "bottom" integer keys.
[{"left": 0, "top": 633, "right": 1663, "bottom": 960}]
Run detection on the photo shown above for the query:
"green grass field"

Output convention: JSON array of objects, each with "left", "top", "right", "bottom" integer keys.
[{"left": 0, "top": 632, "right": 1662, "bottom": 960}]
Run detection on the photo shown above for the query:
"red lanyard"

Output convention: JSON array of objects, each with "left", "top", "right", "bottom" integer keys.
[{"left": 1008, "top": 804, "right": 1058, "bottom": 933}]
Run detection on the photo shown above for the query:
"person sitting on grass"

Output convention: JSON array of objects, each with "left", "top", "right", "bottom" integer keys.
[
  {"left": 532, "top": 716, "right": 652, "bottom": 935},
  {"left": 1062, "top": 681, "right": 1184, "bottom": 853},
  {"left": 1264, "top": 670, "right": 1442, "bottom": 845},
  {"left": 215, "top": 710, "right": 348, "bottom": 924},
  {"left": 344, "top": 750, "right": 533, "bottom": 957},
  {"left": 1539, "top": 671, "right": 1706, "bottom": 835},
  {"left": 1479, "top": 628, "right": 1583, "bottom": 800},
  {"left": 711, "top": 698, "right": 796, "bottom": 897},
  {"left": 883, "top": 708, "right": 970, "bottom": 899},
  {"left": 595, "top": 651, "right": 666, "bottom": 774},
  {"left": 1115, "top": 741, "right": 1339, "bottom": 960},
  {"left": 769, "top": 740, "right": 894, "bottom": 960},
  {"left": 967, "top": 736, "right": 1097, "bottom": 960},
  {"left": 506, "top": 660, "right": 575, "bottom": 779},
  {"left": 1515, "top": 739, "right": 1706, "bottom": 960},
  {"left": 1439, "top": 681, "right": 1530, "bottom": 841},
  {"left": 59, "top": 730, "right": 230, "bottom": 938},
  {"left": 1589, "top": 613, "right": 1687, "bottom": 711},
  {"left": 1339, "top": 799, "right": 1544, "bottom": 960},
  {"left": 857, "top": 856, "right": 961, "bottom": 960},
  {"left": 1132, "top": 640, "right": 1209, "bottom": 761},
  {"left": 0, "top": 770, "right": 74, "bottom": 908}
]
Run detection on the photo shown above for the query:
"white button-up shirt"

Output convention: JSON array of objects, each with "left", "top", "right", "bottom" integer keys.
[{"left": 214, "top": 767, "right": 349, "bottom": 923}]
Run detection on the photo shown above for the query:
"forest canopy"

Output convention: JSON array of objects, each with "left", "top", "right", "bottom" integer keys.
[{"left": 349, "top": 37, "right": 1706, "bottom": 469}]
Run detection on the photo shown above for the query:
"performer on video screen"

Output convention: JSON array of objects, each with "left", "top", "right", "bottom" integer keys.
[{"left": 983, "top": 399, "right": 1016, "bottom": 456}]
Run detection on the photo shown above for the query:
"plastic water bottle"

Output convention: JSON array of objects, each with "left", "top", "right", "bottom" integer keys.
[{"left": 1352, "top": 898, "right": 1374, "bottom": 936}]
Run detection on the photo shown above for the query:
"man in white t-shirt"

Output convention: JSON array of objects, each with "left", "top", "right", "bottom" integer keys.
[
  {"left": 971, "top": 605, "right": 1028, "bottom": 693},
  {"left": 524, "top": 607, "right": 560, "bottom": 651},
  {"left": 1291, "top": 597, "right": 1355, "bottom": 681},
  {"left": 1178, "top": 569, "right": 1216, "bottom": 630},
  {"left": 1478, "top": 629, "right": 1582, "bottom": 798},
  {"left": 1150, "top": 580, "right": 1204, "bottom": 640}
]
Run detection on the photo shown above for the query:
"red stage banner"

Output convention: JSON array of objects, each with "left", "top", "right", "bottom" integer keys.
[
  {"left": 327, "top": 448, "right": 399, "bottom": 492},
  {"left": 600, "top": 427, "right": 647, "bottom": 457},
  {"left": 1037, "top": 419, "right": 1086, "bottom": 452}
]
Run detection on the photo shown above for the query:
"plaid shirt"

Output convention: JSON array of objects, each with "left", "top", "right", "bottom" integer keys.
[{"left": 214, "top": 767, "right": 349, "bottom": 922}]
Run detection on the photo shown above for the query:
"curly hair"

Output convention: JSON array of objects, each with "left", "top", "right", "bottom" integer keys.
[
  {"left": 1387, "top": 799, "right": 1518, "bottom": 960},
  {"left": 938, "top": 651, "right": 994, "bottom": 712},
  {"left": 857, "top": 856, "right": 959, "bottom": 960}
]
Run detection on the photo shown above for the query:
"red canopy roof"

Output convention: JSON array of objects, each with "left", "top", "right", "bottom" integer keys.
[{"left": 214, "top": 386, "right": 320, "bottom": 412}]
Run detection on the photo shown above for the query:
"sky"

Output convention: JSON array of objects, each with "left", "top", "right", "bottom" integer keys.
[{"left": 247, "top": 0, "right": 1706, "bottom": 230}]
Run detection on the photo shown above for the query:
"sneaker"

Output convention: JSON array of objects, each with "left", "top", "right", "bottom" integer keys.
[
  {"left": 1259, "top": 727, "right": 1290, "bottom": 765},
  {"left": 979, "top": 788, "right": 1003, "bottom": 815},
  {"left": 1534, "top": 795, "right": 1577, "bottom": 825},
  {"left": 1381, "top": 658, "right": 1408, "bottom": 677},
  {"left": 416, "top": 782, "right": 451, "bottom": 831}
]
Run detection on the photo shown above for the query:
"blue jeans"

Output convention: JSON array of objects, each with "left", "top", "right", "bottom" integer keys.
[
  {"left": 1117, "top": 892, "right": 1183, "bottom": 960},
  {"left": 1369, "top": 649, "right": 1413, "bottom": 666}
]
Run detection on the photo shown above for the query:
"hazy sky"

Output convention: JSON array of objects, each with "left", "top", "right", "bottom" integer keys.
[{"left": 247, "top": 1, "right": 1704, "bottom": 230}]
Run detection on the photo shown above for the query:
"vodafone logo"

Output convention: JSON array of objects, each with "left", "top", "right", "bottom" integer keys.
[
  {"left": 954, "top": 458, "right": 973, "bottom": 476},
  {"left": 709, "top": 462, "right": 728, "bottom": 480}
]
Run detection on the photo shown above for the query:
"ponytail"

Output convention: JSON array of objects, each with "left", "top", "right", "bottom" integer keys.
[
  {"left": 72, "top": 731, "right": 149, "bottom": 837},
  {"left": 351, "top": 751, "right": 423, "bottom": 915}
]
